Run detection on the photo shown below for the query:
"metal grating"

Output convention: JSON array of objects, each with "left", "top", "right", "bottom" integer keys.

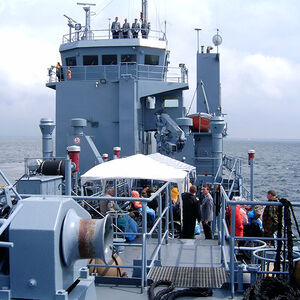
[{"left": 149, "top": 266, "right": 228, "bottom": 288}]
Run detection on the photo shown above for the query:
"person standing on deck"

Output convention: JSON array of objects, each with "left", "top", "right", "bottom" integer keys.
[
  {"left": 122, "top": 18, "right": 130, "bottom": 38},
  {"left": 131, "top": 18, "right": 140, "bottom": 38},
  {"left": 111, "top": 17, "right": 121, "bottom": 39},
  {"left": 100, "top": 187, "right": 115, "bottom": 216},
  {"left": 56, "top": 62, "right": 64, "bottom": 81},
  {"left": 201, "top": 185, "right": 213, "bottom": 239},
  {"left": 141, "top": 18, "right": 150, "bottom": 38},
  {"left": 181, "top": 185, "right": 201, "bottom": 239},
  {"left": 66, "top": 67, "right": 71, "bottom": 80},
  {"left": 262, "top": 190, "right": 279, "bottom": 244}
]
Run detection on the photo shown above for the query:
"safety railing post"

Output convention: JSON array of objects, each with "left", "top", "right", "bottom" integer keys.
[
  {"left": 221, "top": 192, "right": 225, "bottom": 243},
  {"left": 142, "top": 201, "right": 147, "bottom": 287},
  {"left": 165, "top": 184, "right": 170, "bottom": 244},
  {"left": 230, "top": 204, "right": 236, "bottom": 298},
  {"left": 158, "top": 194, "right": 162, "bottom": 260}
]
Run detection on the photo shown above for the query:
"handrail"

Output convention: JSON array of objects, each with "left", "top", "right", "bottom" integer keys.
[
  {"left": 62, "top": 28, "right": 166, "bottom": 44},
  {"left": 48, "top": 63, "right": 187, "bottom": 84},
  {"left": 213, "top": 161, "right": 223, "bottom": 182},
  {"left": 0, "top": 169, "right": 22, "bottom": 202},
  {"left": 218, "top": 184, "right": 300, "bottom": 298},
  {"left": 77, "top": 181, "right": 171, "bottom": 290}
]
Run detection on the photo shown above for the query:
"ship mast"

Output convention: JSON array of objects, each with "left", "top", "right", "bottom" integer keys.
[
  {"left": 142, "top": 0, "right": 148, "bottom": 20},
  {"left": 77, "top": 2, "right": 96, "bottom": 40}
]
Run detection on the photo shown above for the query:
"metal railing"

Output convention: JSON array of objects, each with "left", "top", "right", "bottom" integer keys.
[
  {"left": 217, "top": 185, "right": 300, "bottom": 298},
  {"left": 0, "top": 170, "right": 24, "bottom": 249},
  {"left": 223, "top": 155, "right": 242, "bottom": 177},
  {"left": 62, "top": 28, "right": 166, "bottom": 44},
  {"left": 74, "top": 182, "right": 171, "bottom": 292},
  {"left": 48, "top": 63, "right": 187, "bottom": 84}
]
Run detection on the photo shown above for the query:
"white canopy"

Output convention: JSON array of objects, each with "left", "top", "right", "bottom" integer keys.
[
  {"left": 148, "top": 153, "right": 196, "bottom": 179},
  {"left": 81, "top": 154, "right": 188, "bottom": 185}
]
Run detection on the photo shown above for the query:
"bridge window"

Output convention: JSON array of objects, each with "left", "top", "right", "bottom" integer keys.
[
  {"left": 83, "top": 55, "right": 98, "bottom": 65},
  {"left": 145, "top": 55, "right": 159, "bottom": 65},
  {"left": 66, "top": 56, "right": 77, "bottom": 66},
  {"left": 102, "top": 55, "right": 117, "bottom": 65},
  {"left": 121, "top": 54, "right": 136, "bottom": 64}
]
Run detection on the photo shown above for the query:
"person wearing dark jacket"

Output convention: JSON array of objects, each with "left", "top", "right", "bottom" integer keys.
[
  {"left": 262, "top": 189, "right": 279, "bottom": 244},
  {"left": 181, "top": 185, "right": 201, "bottom": 239}
]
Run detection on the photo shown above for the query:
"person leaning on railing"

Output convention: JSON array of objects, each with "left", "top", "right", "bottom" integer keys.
[
  {"left": 131, "top": 18, "right": 140, "bottom": 38},
  {"left": 111, "top": 16, "right": 121, "bottom": 39},
  {"left": 56, "top": 62, "right": 64, "bottom": 81},
  {"left": 141, "top": 18, "right": 150, "bottom": 39},
  {"left": 122, "top": 18, "right": 130, "bottom": 38}
]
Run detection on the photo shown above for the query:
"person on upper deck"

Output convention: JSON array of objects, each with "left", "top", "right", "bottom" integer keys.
[
  {"left": 141, "top": 18, "right": 150, "bottom": 39},
  {"left": 122, "top": 18, "right": 130, "bottom": 38},
  {"left": 181, "top": 185, "right": 201, "bottom": 239},
  {"left": 131, "top": 18, "right": 140, "bottom": 38},
  {"left": 56, "top": 62, "right": 64, "bottom": 81},
  {"left": 262, "top": 190, "right": 279, "bottom": 242},
  {"left": 111, "top": 17, "right": 121, "bottom": 39},
  {"left": 201, "top": 185, "right": 213, "bottom": 239}
]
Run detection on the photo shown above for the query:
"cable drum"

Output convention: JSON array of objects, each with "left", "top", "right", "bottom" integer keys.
[{"left": 37, "top": 160, "right": 65, "bottom": 178}]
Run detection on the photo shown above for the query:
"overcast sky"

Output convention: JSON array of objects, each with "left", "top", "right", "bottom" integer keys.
[{"left": 0, "top": 0, "right": 299, "bottom": 139}]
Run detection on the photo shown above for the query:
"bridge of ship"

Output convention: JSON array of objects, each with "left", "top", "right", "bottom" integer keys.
[{"left": 47, "top": 27, "right": 188, "bottom": 86}]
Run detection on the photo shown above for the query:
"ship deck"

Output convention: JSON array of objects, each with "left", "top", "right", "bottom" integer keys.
[{"left": 94, "top": 236, "right": 244, "bottom": 299}]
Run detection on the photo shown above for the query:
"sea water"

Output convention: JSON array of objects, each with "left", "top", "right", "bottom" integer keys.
[
  {"left": 0, "top": 137, "right": 299, "bottom": 203},
  {"left": 224, "top": 139, "right": 300, "bottom": 202}
]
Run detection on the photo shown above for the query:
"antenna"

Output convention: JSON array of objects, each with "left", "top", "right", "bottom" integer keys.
[
  {"left": 212, "top": 28, "right": 222, "bottom": 53},
  {"left": 194, "top": 28, "right": 202, "bottom": 53},
  {"left": 142, "top": 0, "right": 148, "bottom": 21},
  {"left": 77, "top": 2, "right": 96, "bottom": 40},
  {"left": 64, "top": 14, "right": 78, "bottom": 24}
]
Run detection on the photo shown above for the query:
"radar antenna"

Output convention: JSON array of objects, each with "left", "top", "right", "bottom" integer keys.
[{"left": 77, "top": 2, "right": 96, "bottom": 40}]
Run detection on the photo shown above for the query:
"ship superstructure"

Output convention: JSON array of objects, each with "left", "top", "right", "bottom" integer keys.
[
  {"left": 46, "top": 1, "right": 226, "bottom": 186},
  {"left": 47, "top": 2, "right": 190, "bottom": 175}
]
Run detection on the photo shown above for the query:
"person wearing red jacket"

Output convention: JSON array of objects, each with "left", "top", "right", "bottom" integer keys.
[{"left": 226, "top": 205, "right": 244, "bottom": 237}]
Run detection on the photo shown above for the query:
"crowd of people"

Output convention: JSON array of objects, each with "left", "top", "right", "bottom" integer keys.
[
  {"left": 111, "top": 16, "right": 150, "bottom": 39},
  {"left": 97, "top": 182, "right": 279, "bottom": 245},
  {"left": 180, "top": 184, "right": 279, "bottom": 243},
  {"left": 226, "top": 189, "right": 279, "bottom": 244}
]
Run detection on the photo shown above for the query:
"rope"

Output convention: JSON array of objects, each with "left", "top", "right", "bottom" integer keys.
[
  {"left": 244, "top": 199, "right": 300, "bottom": 299},
  {"left": 148, "top": 280, "right": 212, "bottom": 300},
  {"left": 163, "top": 287, "right": 213, "bottom": 299},
  {"left": 148, "top": 280, "right": 174, "bottom": 300},
  {"left": 243, "top": 277, "right": 300, "bottom": 299},
  {"left": 274, "top": 200, "right": 283, "bottom": 273},
  {"left": 186, "top": 82, "right": 199, "bottom": 116},
  {"left": 94, "top": 0, "right": 114, "bottom": 18},
  {"left": 274, "top": 199, "right": 295, "bottom": 280}
]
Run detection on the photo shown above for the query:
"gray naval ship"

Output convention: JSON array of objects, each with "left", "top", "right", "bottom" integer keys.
[{"left": 0, "top": 1, "right": 300, "bottom": 299}]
